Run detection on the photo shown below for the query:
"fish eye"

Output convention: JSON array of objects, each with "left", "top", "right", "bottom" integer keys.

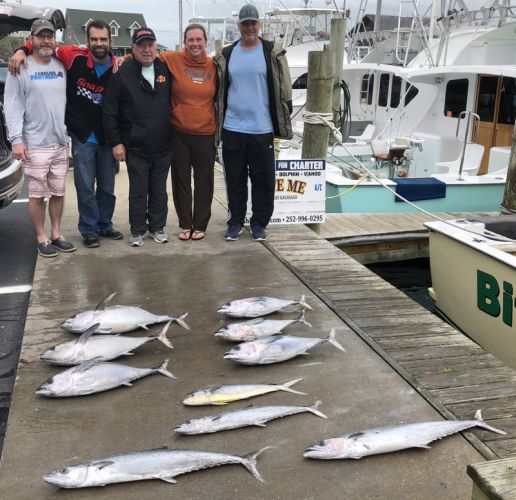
[
  {"left": 316, "top": 441, "right": 326, "bottom": 447},
  {"left": 58, "top": 468, "right": 68, "bottom": 474}
]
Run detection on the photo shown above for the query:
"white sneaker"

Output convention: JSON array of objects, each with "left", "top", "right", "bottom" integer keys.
[
  {"left": 129, "top": 234, "right": 144, "bottom": 247},
  {"left": 149, "top": 230, "right": 168, "bottom": 244}
]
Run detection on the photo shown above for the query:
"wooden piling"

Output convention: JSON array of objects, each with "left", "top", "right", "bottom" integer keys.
[
  {"left": 301, "top": 45, "right": 335, "bottom": 159},
  {"left": 329, "top": 17, "right": 346, "bottom": 130},
  {"left": 502, "top": 121, "right": 516, "bottom": 212}
]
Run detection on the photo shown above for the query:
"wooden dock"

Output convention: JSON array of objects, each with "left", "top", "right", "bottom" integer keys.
[{"left": 264, "top": 221, "right": 515, "bottom": 461}]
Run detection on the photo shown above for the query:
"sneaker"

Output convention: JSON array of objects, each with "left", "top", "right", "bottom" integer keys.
[
  {"left": 100, "top": 228, "right": 123, "bottom": 240},
  {"left": 224, "top": 223, "right": 243, "bottom": 241},
  {"left": 251, "top": 223, "right": 267, "bottom": 241},
  {"left": 149, "top": 230, "right": 168, "bottom": 244},
  {"left": 129, "top": 234, "right": 144, "bottom": 247},
  {"left": 83, "top": 234, "right": 100, "bottom": 248},
  {"left": 51, "top": 236, "right": 77, "bottom": 253},
  {"left": 37, "top": 240, "right": 58, "bottom": 258}
]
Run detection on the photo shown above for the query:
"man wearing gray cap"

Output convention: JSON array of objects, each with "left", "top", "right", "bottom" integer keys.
[
  {"left": 5, "top": 19, "right": 76, "bottom": 258},
  {"left": 217, "top": 4, "right": 292, "bottom": 242}
]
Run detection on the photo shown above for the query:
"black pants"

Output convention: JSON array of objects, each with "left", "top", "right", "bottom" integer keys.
[
  {"left": 221, "top": 129, "right": 275, "bottom": 228},
  {"left": 170, "top": 130, "right": 215, "bottom": 232},
  {"left": 126, "top": 151, "right": 171, "bottom": 235}
]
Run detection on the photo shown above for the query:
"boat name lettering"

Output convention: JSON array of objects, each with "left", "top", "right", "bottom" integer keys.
[
  {"left": 275, "top": 178, "right": 307, "bottom": 194},
  {"left": 477, "top": 270, "right": 515, "bottom": 327}
]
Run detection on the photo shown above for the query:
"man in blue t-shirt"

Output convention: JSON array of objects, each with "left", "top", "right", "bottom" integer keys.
[{"left": 220, "top": 4, "right": 292, "bottom": 242}]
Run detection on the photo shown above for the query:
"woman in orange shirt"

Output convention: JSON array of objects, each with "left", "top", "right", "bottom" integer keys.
[{"left": 160, "top": 25, "right": 219, "bottom": 241}]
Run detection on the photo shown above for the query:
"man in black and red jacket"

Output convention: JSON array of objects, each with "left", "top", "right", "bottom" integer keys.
[{"left": 11, "top": 20, "right": 123, "bottom": 248}]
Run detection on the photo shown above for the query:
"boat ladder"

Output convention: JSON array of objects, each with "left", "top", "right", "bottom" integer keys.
[{"left": 455, "top": 110, "right": 481, "bottom": 180}]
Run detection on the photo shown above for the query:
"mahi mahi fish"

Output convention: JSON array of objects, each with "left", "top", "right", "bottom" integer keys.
[
  {"left": 218, "top": 295, "right": 312, "bottom": 318},
  {"left": 183, "top": 378, "right": 306, "bottom": 406},
  {"left": 303, "top": 410, "right": 506, "bottom": 460},
  {"left": 175, "top": 401, "right": 326, "bottom": 435},
  {"left": 215, "top": 311, "right": 312, "bottom": 342},
  {"left": 223, "top": 329, "right": 345, "bottom": 365},
  {"left": 40, "top": 322, "right": 174, "bottom": 366},
  {"left": 36, "top": 359, "right": 176, "bottom": 397},
  {"left": 61, "top": 291, "right": 190, "bottom": 333},
  {"left": 43, "top": 446, "right": 270, "bottom": 488}
]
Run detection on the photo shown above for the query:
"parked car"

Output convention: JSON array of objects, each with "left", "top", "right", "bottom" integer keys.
[{"left": 0, "top": 3, "right": 65, "bottom": 209}]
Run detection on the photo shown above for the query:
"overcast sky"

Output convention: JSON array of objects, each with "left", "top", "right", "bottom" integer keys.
[{"left": 23, "top": 0, "right": 481, "bottom": 49}]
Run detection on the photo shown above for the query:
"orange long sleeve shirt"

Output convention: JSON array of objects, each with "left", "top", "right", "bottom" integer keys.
[{"left": 160, "top": 49, "right": 217, "bottom": 136}]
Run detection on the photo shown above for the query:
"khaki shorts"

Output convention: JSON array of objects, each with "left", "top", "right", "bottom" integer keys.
[{"left": 23, "top": 145, "right": 68, "bottom": 198}]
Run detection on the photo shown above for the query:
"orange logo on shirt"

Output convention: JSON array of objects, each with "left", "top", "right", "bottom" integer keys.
[{"left": 157, "top": 75, "right": 166, "bottom": 83}]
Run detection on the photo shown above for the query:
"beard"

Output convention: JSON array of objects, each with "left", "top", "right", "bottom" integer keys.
[
  {"left": 90, "top": 46, "right": 109, "bottom": 60},
  {"left": 35, "top": 46, "right": 54, "bottom": 58}
]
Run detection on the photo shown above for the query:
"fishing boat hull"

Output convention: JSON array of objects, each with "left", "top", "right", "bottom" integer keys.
[{"left": 425, "top": 218, "right": 516, "bottom": 369}]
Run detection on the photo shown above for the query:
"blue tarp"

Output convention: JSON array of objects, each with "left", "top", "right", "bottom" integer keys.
[{"left": 394, "top": 177, "right": 446, "bottom": 202}]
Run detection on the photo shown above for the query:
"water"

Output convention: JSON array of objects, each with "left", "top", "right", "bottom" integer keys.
[{"left": 366, "top": 257, "right": 437, "bottom": 314}]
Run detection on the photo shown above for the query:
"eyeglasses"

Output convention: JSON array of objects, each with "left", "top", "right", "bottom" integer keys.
[{"left": 34, "top": 33, "right": 55, "bottom": 40}]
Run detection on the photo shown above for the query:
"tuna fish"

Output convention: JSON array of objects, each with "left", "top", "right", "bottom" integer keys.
[
  {"left": 40, "top": 322, "right": 174, "bottom": 366},
  {"left": 60, "top": 291, "right": 190, "bottom": 333},
  {"left": 303, "top": 410, "right": 506, "bottom": 460},
  {"left": 36, "top": 359, "right": 176, "bottom": 397},
  {"left": 218, "top": 295, "right": 312, "bottom": 318},
  {"left": 175, "top": 401, "right": 326, "bottom": 435},
  {"left": 215, "top": 311, "right": 312, "bottom": 342},
  {"left": 223, "top": 329, "right": 345, "bottom": 365},
  {"left": 43, "top": 446, "right": 270, "bottom": 488},
  {"left": 183, "top": 378, "right": 306, "bottom": 406}
]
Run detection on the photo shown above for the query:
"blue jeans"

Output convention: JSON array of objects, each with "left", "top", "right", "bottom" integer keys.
[{"left": 71, "top": 134, "right": 117, "bottom": 236}]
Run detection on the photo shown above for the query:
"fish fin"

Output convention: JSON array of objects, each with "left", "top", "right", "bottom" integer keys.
[
  {"left": 280, "top": 378, "right": 307, "bottom": 395},
  {"left": 156, "top": 359, "right": 177, "bottom": 379},
  {"left": 297, "top": 310, "right": 312, "bottom": 328},
  {"left": 172, "top": 312, "right": 190, "bottom": 331},
  {"left": 139, "top": 324, "right": 150, "bottom": 331},
  {"left": 298, "top": 294, "right": 313, "bottom": 311},
  {"left": 94, "top": 461, "right": 115, "bottom": 470},
  {"left": 307, "top": 401, "right": 327, "bottom": 419},
  {"left": 253, "top": 422, "right": 267, "bottom": 427},
  {"left": 122, "top": 382, "right": 133, "bottom": 387},
  {"left": 159, "top": 476, "right": 177, "bottom": 484},
  {"left": 71, "top": 357, "right": 103, "bottom": 373},
  {"left": 241, "top": 446, "right": 274, "bottom": 482},
  {"left": 417, "top": 445, "right": 432, "bottom": 449},
  {"left": 122, "top": 352, "right": 134, "bottom": 356},
  {"left": 474, "top": 409, "right": 507, "bottom": 435},
  {"left": 95, "top": 291, "right": 117, "bottom": 311},
  {"left": 327, "top": 329, "right": 346, "bottom": 352},
  {"left": 155, "top": 321, "right": 174, "bottom": 349},
  {"left": 75, "top": 324, "right": 101, "bottom": 345}
]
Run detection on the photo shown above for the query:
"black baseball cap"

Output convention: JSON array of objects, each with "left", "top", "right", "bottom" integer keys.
[
  {"left": 31, "top": 19, "right": 55, "bottom": 35},
  {"left": 238, "top": 4, "right": 259, "bottom": 23},
  {"left": 132, "top": 27, "right": 156, "bottom": 44}
]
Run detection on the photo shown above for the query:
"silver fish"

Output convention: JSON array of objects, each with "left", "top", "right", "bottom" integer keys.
[
  {"left": 183, "top": 378, "right": 307, "bottom": 406},
  {"left": 43, "top": 446, "right": 271, "bottom": 488},
  {"left": 218, "top": 294, "right": 312, "bottom": 318},
  {"left": 224, "top": 328, "right": 345, "bottom": 365},
  {"left": 215, "top": 311, "right": 312, "bottom": 342},
  {"left": 36, "top": 359, "right": 176, "bottom": 397},
  {"left": 61, "top": 291, "right": 189, "bottom": 333},
  {"left": 40, "top": 322, "right": 174, "bottom": 366},
  {"left": 175, "top": 401, "right": 326, "bottom": 435},
  {"left": 303, "top": 410, "right": 506, "bottom": 460}
]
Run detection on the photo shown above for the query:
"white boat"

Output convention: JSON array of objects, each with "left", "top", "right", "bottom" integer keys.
[{"left": 425, "top": 215, "right": 516, "bottom": 369}]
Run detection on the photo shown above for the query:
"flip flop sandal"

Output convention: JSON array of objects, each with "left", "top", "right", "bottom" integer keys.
[
  {"left": 191, "top": 231, "right": 205, "bottom": 241},
  {"left": 178, "top": 229, "right": 191, "bottom": 241}
]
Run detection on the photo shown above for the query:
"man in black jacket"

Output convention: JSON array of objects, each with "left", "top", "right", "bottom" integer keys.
[{"left": 103, "top": 28, "right": 172, "bottom": 247}]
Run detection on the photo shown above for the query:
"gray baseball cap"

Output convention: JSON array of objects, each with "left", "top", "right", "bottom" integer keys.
[
  {"left": 31, "top": 19, "right": 55, "bottom": 35},
  {"left": 238, "top": 4, "right": 259, "bottom": 22}
]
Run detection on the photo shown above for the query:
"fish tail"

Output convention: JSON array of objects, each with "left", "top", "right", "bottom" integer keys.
[
  {"left": 156, "top": 321, "right": 174, "bottom": 349},
  {"left": 156, "top": 359, "right": 177, "bottom": 379},
  {"left": 297, "top": 310, "right": 312, "bottom": 328},
  {"left": 474, "top": 409, "right": 506, "bottom": 435},
  {"left": 242, "top": 446, "right": 273, "bottom": 482},
  {"left": 173, "top": 312, "right": 190, "bottom": 331},
  {"left": 328, "top": 329, "right": 346, "bottom": 352},
  {"left": 307, "top": 400, "right": 327, "bottom": 418},
  {"left": 280, "top": 378, "right": 307, "bottom": 395},
  {"left": 298, "top": 295, "right": 313, "bottom": 311}
]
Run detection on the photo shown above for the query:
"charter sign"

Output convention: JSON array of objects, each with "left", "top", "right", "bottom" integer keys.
[{"left": 246, "top": 159, "right": 326, "bottom": 224}]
